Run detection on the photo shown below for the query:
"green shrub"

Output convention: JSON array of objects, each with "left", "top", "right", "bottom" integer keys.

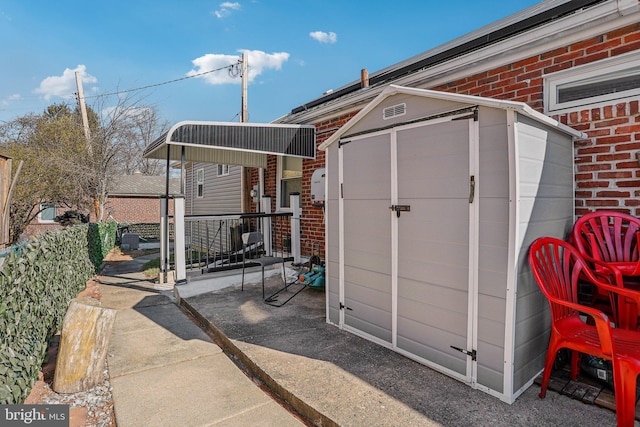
[
  {"left": 0, "top": 222, "right": 114, "bottom": 404},
  {"left": 87, "top": 222, "right": 117, "bottom": 271}
]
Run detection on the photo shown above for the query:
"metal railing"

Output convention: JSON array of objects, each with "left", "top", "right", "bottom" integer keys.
[
  {"left": 185, "top": 211, "right": 293, "bottom": 273},
  {"left": 162, "top": 194, "right": 301, "bottom": 283}
]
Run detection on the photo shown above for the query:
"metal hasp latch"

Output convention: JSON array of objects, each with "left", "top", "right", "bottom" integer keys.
[
  {"left": 450, "top": 345, "right": 477, "bottom": 361},
  {"left": 389, "top": 205, "right": 411, "bottom": 217},
  {"left": 339, "top": 303, "right": 353, "bottom": 311}
]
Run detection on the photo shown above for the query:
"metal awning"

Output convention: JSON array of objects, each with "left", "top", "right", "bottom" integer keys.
[{"left": 143, "top": 121, "right": 316, "bottom": 168}]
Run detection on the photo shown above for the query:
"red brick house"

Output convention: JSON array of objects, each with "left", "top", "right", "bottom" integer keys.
[
  {"left": 26, "top": 174, "right": 179, "bottom": 238},
  {"left": 256, "top": 0, "right": 640, "bottom": 259},
  {"left": 106, "top": 174, "right": 179, "bottom": 223}
]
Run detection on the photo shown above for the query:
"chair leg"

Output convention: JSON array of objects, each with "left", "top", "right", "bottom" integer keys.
[
  {"left": 262, "top": 265, "right": 265, "bottom": 300},
  {"left": 281, "top": 262, "right": 287, "bottom": 290},
  {"left": 539, "top": 335, "right": 561, "bottom": 399},
  {"left": 570, "top": 350, "right": 581, "bottom": 381},
  {"left": 242, "top": 264, "right": 245, "bottom": 292},
  {"left": 613, "top": 360, "right": 638, "bottom": 427}
]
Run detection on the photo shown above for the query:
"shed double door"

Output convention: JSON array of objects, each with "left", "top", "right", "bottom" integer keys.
[{"left": 339, "top": 115, "right": 478, "bottom": 384}]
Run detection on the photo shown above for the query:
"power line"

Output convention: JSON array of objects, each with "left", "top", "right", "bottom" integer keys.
[{"left": 82, "top": 61, "right": 242, "bottom": 99}]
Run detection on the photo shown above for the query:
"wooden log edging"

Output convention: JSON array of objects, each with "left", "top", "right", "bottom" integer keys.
[{"left": 178, "top": 297, "right": 337, "bottom": 427}]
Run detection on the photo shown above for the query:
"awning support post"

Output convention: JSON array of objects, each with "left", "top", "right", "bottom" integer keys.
[
  {"left": 290, "top": 193, "right": 301, "bottom": 264},
  {"left": 261, "top": 196, "right": 272, "bottom": 256},
  {"left": 159, "top": 195, "right": 169, "bottom": 284},
  {"left": 174, "top": 195, "right": 186, "bottom": 284}
]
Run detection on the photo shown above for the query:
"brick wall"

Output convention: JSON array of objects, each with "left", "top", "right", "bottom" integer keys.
[
  {"left": 430, "top": 22, "right": 640, "bottom": 216},
  {"left": 105, "top": 196, "right": 174, "bottom": 224},
  {"left": 255, "top": 22, "right": 640, "bottom": 258},
  {"left": 251, "top": 112, "right": 357, "bottom": 258}
]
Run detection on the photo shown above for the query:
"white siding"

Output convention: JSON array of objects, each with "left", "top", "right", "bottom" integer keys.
[{"left": 188, "top": 162, "right": 242, "bottom": 215}]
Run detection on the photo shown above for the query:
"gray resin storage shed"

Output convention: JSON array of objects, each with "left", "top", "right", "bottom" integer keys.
[{"left": 319, "top": 85, "right": 583, "bottom": 403}]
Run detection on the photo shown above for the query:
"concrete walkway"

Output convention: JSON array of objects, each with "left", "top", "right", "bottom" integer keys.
[{"left": 98, "top": 255, "right": 304, "bottom": 427}]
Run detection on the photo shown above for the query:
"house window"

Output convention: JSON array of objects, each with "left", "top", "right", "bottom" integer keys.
[
  {"left": 545, "top": 52, "right": 640, "bottom": 114},
  {"left": 196, "top": 168, "right": 204, "bottom": 198},
  {"left": 217, "top": 164, "right": 229, "bottom": 176},
  {"left": 38, "top": 203, "right": 56, "bottom": 223},
  {"left": 278, "top": 156, "right": 302, "bottom": 209}
]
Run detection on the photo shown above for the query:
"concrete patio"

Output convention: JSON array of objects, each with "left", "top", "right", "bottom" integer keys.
[{"left": 175, "top": 266, "right": 623, "bottom": 426}]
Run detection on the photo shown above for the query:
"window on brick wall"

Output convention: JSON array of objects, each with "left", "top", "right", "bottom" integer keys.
[
  {"left": 217, "top": 164, "right": 229, "bottom": 176},
  {"left": 277, "top": 156, "right": 302, "bottom": 210},
  {"left": 38, "top": 203, "right": 56, "bottom": 223},
  {"left": 545, "top": 51, "right": 640, "bottom": 114},
  {"left": 196, "top": 168, "right": 204, "bottom": 198}
]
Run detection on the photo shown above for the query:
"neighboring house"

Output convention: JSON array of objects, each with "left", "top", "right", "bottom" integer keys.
[
  {"left": 183, "top": 162, "right": 242, "bottom": 215},
  {"left": 260, "top": 0, "right": 640, "bottom": 260},
  {"left": 26, "top": 173, "right": 180, "bottom": 238},
  {"left": 24, "top": 202, "right": 69, "bottom": 238},
  {"left": 106, "top": 173, "right": 180, "bottom": 223}
]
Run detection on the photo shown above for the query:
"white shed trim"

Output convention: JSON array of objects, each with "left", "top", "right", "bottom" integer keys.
[{"left": 319, "top": 86, "right": 585, "bottom": 152}]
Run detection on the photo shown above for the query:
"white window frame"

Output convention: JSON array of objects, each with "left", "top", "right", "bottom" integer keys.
[
  {"left": 544, "top": 51, "right": 640, "bottom": 114},
  {"left": 196, "top": 168, "right": 204, "bottom": 198},
  {"left": 217, "top": 164, "right": 229, "bottom": 177},
  {"left": 276, "top": 156, "right": 302, "bottom": 211},
  {"left": 38, "top": 203, "right": 56, "bottom": 223}
]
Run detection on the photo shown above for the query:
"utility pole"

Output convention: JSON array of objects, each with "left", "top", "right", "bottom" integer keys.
[
  {"left": 75, "top": 71, "right": 100, "bottom": 220},
  {"left": 240, "top": 52, "right": 252, "bottom": 212},
  {"left": 241, "top": 52, "right": 248, "bottom": 123},
  {"left": 75, "top": 71, "right": 92, "bottom": 155}
]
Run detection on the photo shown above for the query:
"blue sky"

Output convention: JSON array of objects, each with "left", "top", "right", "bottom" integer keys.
[{"left": 0, "top": 1, "right": 542, "bottom": 127}]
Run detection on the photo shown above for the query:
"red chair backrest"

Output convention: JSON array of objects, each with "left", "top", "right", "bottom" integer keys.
[
  {"left": 573, "top": 210, "right": 640, "bottom": 264},
  {"left": 529, "top": 237, "right": 597, "bottom": 322}
]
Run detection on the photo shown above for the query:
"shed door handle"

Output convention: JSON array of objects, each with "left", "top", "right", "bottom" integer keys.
[{"left": 469, "top": 176, "right": 475, "bottom": 204}]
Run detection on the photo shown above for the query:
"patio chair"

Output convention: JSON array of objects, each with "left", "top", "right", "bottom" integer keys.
[
  {"left": 572, "top": 210, "right": 640, "bottom": 277},
  {"left": 572, "top": 210, "right": 640, "bottom": 329},
  {"left": 529, "top": 237, "right": 640, "bottom": 427},
  {"left": 240, "top": 231, "right": 287, "bottom": 300}
]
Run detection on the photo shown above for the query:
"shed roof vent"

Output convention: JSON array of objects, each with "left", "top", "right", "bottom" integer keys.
[{"left": 383, "top": 103, "right": 406, "bottom": 120}]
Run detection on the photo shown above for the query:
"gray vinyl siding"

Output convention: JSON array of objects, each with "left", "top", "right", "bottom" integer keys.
[
  {"left": 184, "top": 163, "right": 242, "bottom": 253},
  {"left": 512, "top": 114, "right": 574, "bottom": 391},
  {"left": 189, "top": 163, "right": 242, "bottom": 215},
  {"left": 327, "top": 145, "right": 340, "bottom": 325},
  {"left": 476, "top": 107, "right": 510, "bottom": 393}
]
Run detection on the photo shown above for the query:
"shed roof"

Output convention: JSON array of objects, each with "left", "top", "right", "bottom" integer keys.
[
  {"left": 110, "top": 174, "right": 180, "bottom": 197},
  {"left": 143, "top": 121, "right": 315, "bottom": 168},
  {"left": 319, "top": 85, "right": 585, "bottom": 151}
]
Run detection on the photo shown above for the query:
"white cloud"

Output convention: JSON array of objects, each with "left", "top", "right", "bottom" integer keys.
[
  {"left": 213, "top": 2, "right": 241, "bottom": 18},
  {"left": 309, "top": 31, "right": 337, "bottom": 44},
  {"left": 34, "top": 65, "right": 97, "bottom": 100},
  {"left": 187, "top": 50, "right": 289, "bottom": 85},
  {"left": 1, "top": 94, "right": 22, "bottom": 106}
]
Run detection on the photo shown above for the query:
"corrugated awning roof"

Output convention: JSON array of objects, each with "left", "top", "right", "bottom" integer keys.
[{"left": 143, "top": 121, "right": 316, "bottom": 168}]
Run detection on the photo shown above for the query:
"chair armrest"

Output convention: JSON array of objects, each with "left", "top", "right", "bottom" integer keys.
[
  {"left": 546, "top": 295, "right": 615, "bottom": 355},
  {"left": 588, "top": 261, "right": 640, "bottom": 330}
]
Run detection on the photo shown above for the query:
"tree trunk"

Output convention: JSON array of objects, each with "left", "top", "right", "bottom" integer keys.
[{"left": 52, "top": 298, "right": 116, "bottom": 394}]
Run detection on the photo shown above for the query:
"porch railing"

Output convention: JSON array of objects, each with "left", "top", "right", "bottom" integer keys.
[{"left": 160, "top": 194, "right": 301, "bottom": 283}]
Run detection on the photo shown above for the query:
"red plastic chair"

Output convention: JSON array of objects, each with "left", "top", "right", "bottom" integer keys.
[
  {"left": 529, "top": 237, "right": 640, "bottom": 427},
  {"left": 572, "top": 210, "right": 640, "bottom": 277},
  {"left": 572, "top": 211, "right": 640, "bottom": 330}
]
